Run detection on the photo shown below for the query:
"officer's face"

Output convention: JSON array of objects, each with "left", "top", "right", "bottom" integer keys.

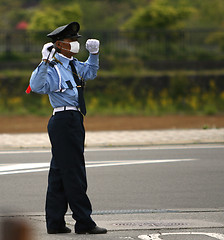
[{"left": 56, "top": 37, "right": 79, "bottom": 57}]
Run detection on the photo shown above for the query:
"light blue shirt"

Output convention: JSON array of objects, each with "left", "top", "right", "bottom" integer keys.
[{"left": 30, "top": 52, "right": 99, "bottom": 108}]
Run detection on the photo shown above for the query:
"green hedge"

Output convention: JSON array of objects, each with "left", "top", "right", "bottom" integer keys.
[{"left": 0, "top": 69, "right": 224, "bottom": 116}]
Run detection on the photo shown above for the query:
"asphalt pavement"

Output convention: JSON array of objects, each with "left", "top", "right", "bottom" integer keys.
[{"left": 0, "top": 128, "right": 224, "bottom": 239}]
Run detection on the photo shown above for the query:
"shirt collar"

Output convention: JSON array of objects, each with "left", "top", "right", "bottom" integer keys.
[{"left": 54, "top": 53, "right": 73, "bottom": 68}]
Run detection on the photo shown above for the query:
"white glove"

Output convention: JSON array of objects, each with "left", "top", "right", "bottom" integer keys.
[
  {"left": 42, "top": 42, "right": 56, "bottom": 61},
  {"left": 86, "top": 39, "right": 100, "bottom": 54}
]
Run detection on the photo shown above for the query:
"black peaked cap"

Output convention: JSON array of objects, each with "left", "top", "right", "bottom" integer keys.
[{"left": 47, "top": 22, "right": 81, "bottom": 42}]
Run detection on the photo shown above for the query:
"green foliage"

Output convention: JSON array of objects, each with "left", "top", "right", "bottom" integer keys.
[
  {"left": 28, "top": 3, "right": 82, "bottom": 31},
  {"left": 84, "top": 75, "right": 224, "bottom": 116},
  {"left": 1, "top": 0, "right": 224, "bottom": 118},
  {"left": 180, "top": 0, "right": 224, "bottom": 28},
  {"left": 121, "top": 0, "right": 195, "bottom": 31},
  {"left": 0, "top": 0, "right": 30, "bottom": 30},
  {"left": 40, "top": 0, "right": 73, "bottom": 5},
  {"left": 0, "top": 0, "right": 224, "bottom": 33},
  {"left": 76, "top": 0, "right": 143, "bottom": 31},
  {"left": 206, "top": 31, "right": 224, "bottom": 52},
  {"left": 0, "top": 68, "right": 224, "bottom": 116}
]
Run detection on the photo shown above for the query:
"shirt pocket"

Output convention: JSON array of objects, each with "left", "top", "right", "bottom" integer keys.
[
  {"left": 62, "top": 78, "right": 77, "bottom": 89},
  {"left": 58, "top": 79, "right": 76, "bottom": 93}
]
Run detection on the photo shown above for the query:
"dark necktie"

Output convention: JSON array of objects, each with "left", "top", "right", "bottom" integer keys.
[{"left": 69, "top": 61, "right": 86, "bottom": 116}]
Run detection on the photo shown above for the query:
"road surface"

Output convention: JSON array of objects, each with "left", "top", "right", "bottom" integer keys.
[{"left": 0, "top": 144, "right": 223, "bottom": 213}]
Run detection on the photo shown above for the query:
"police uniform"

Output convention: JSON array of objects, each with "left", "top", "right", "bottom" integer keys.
[{"left": 29, "top": 22, "right": 107, "bottom": 235}]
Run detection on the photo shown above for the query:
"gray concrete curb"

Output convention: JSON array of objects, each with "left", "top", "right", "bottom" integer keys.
[
  {"left": 1, "top": 209, "right": 224, "bottom": 240},
  {"left": 0, "top": 128, "right": 223, "bottom": 149}
]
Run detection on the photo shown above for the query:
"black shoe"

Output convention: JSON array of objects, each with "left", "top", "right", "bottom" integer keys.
[
  {"left": 47, "top": 226, "right": 71, "bottom": 234},
  {"left": 76, "top": 226, "right": 107, "bottom": 234}
]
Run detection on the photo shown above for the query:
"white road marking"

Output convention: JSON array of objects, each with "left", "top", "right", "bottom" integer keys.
[
  {"left": 0, "top": 163, "right": 49, "bottom": 172},
  {"left": 138, "top": 235, "right": 152, "bottom": 240},
  {"left": 0, "top": 158, "right": 197, "bottom": 175},
  {"left": 0, "top": 168, "right": 50, "bottom": 175},
  {"left": 138, "top": 232, "right": 224, "bottom": 240},
  {"left": 0, "top": 150, "right": 50, "bottom": 154},
  {"left": 87, "top": 159, "right": 196, "bottom": 168},
  {"left": 119, "top": 238, "right": 134, "bottom": 240}
]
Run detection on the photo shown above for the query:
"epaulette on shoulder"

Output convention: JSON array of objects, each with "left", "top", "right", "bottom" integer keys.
[{"left": 49, "top": 60, "right": 57, "bottom": 68}]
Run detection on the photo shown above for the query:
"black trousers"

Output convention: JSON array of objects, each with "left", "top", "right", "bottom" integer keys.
[{"left": 46, "top": 110, "right": 96, "bottom": 232}]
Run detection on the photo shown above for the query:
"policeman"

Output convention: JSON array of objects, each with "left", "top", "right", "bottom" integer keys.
[{"left": 29, "top": 22, "right": 107, "bottom": 235}]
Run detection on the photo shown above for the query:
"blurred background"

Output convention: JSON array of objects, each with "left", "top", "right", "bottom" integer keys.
[{"left": 0, "top": 0, "right": 224, "bottom": 131}]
